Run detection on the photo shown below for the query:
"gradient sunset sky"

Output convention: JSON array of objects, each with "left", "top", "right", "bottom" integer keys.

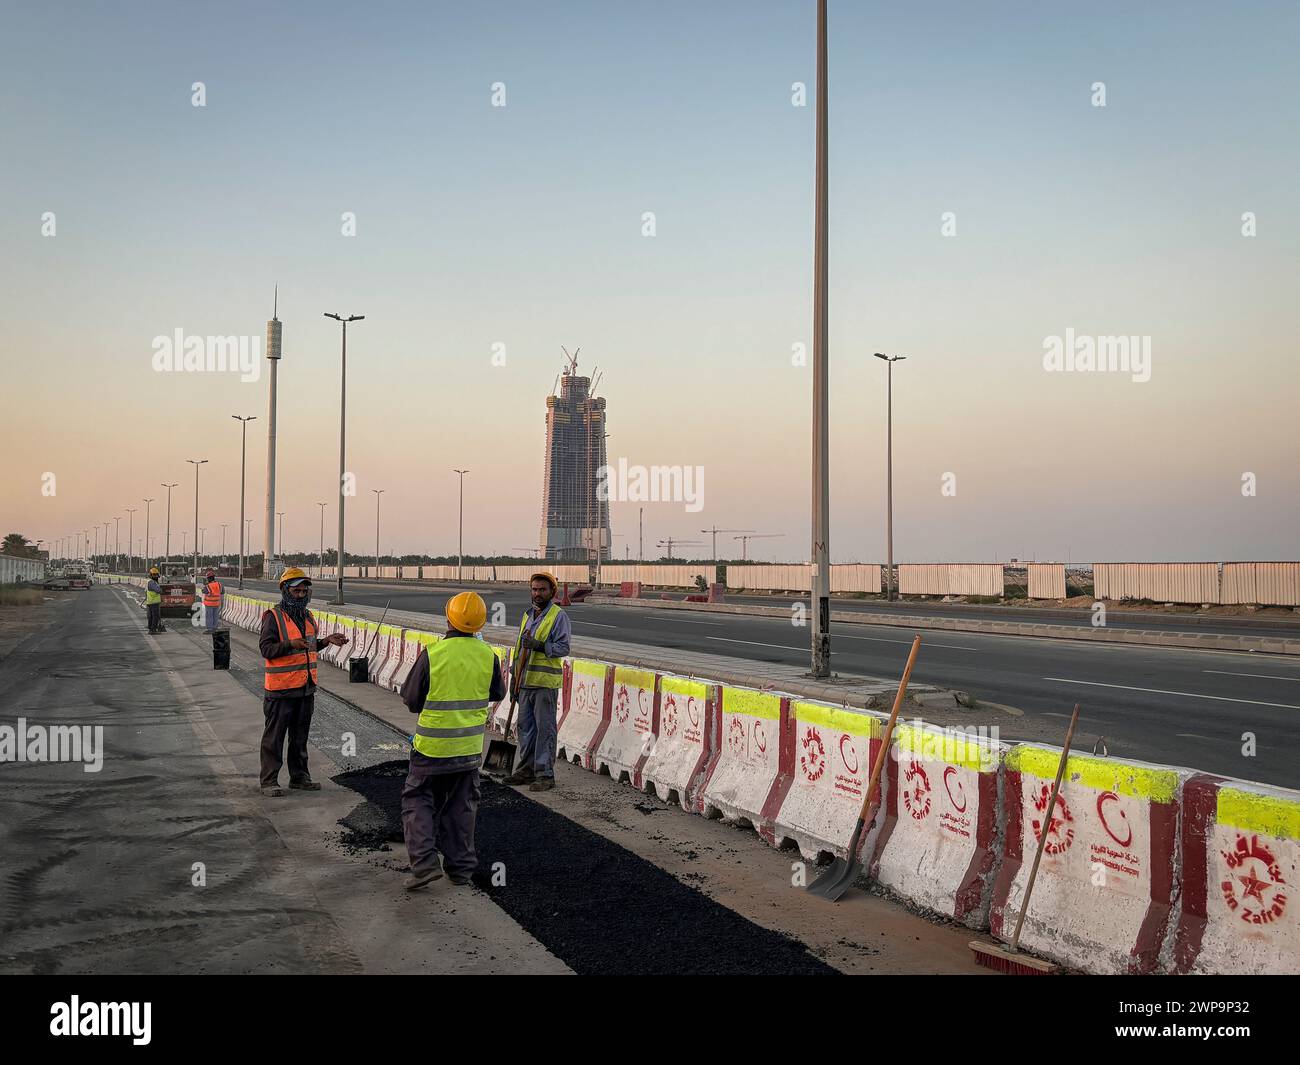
[{"left": 2, "top": 0, "right": 1297, "bottom": 562}]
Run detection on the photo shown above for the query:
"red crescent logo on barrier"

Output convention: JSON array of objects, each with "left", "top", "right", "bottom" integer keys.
[
  {"left": 728, "top": 718, "right": 746, "bottom": 757},
  {"left": 686, "top": 697, "right": 700, "bottom": 727},
  {"left": 799, "top": 726, "right": 826, "bottom": 782},
  {"left": 902, "top": 759, "right": 932, "bottom": 820},
  {"left": 943, "top": 766, "right": 967, "bottom": 812},
  {"left": 1097, "top": 791, "right": 1132, "bottom": 848},
  {"left": 1031, "top": 785, "right": 1075, "bottom": 855},
  {"left": 637, "top": 688, "right": 651, "bottom": 718},
  {"left": 1220, "top": 833, "right": 1288, "bottom": 925},
  {"left": 662, "top": 694, "right": 679, "bottom": 738},
  {"left": 614, "top": 684, "right": 630, "bottom": 724},
  {"left": 839, "top": 735, "right": 859, "bottom": 775},
  {"left": 752, "top": 721, "right": 767, "bottom": 755}
]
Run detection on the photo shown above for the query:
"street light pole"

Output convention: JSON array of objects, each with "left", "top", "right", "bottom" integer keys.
[
  {"left": 233, "top": 415, "right": 256, "bottom": 589},
  {"left": 810, "top": 0, "right": 831, "bottom": 677},
  {"left": 873, "top": 353, "right": 907, "bottom": 600},
  {"left": 143, "top": 498, "right": 153, "bottom": 569},
  {"left": 114, "top": 516, "right": 121, "bottom": 571},
  {"left": 162, "top": 482, "right": 177, "bottom": 562},
  {"left": 317, "top": 502, "right": 327, "bottom": 578},
  {"left": 187, "top": 459, "right": 207, "bottom": 578},
  {"left": 372, "top": 489, "right": 385, "bottom": 579},
  {"left": 453, "top": 469, "right": 468, "bottom": 580},
  {"left": 125, "top": 509, "right": 136, "bottom": 572},
  {"left": 325, "top": 312, "right": 364, "bottom": 604},
  {"left": 277, "top": 512, "right": 285, "bottom": 562}
]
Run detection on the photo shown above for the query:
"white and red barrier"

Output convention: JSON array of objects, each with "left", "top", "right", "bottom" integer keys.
[
  {"left": 324, "top": 615, "right": 357, "bottom": 665},
  {"left": 392, "top": 631, "right": 436, "bottom": 692},
  {"left": 1172, "top": 775, "right": 1299, "bottom": 974},
  {"left": 640, "top": 675, "right": 715, "bottom": 811},
  {"left": 773, "top": 700, "right": 882, "bottom": 861},
  {"left": 366, "top": 624, "right": 400, "bottom": 683},
  {"left": 375, "top": 627, "right": 408, "bottom": 690},
  {"left": 870, "top": 721, "right": 1002, "bottom": 927},
  {"left": 989, "top": 747, "right": 1183, "bottom": 975},
  {"left": 593, "top": 666, "right": 658, "bottom": 783},
  {"left": 699, "top": 687, "right": 788, "bottom": 842},
  {"left": 557, "top": 659, "right": 611, "bottom": 770}
]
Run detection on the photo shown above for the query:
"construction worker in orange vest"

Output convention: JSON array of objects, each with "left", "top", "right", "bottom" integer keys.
[
  {"left": 258, "top": 567, "right": 347, "bottom": 797},
  {"left": 202, "top": 568, "right": 223, "bottom": 632}
]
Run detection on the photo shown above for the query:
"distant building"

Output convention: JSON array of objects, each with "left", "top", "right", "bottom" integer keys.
[{"left": 540, "top": 352, "right": 610, "bottom": 562}]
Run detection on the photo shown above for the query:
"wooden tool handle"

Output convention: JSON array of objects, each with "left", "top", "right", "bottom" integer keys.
[
  {"left": 855, "top": 634, "right": 922, "bottom": 822},
  {"left": 1011, "top": 703, "right": 1080, "bottom": 951}
]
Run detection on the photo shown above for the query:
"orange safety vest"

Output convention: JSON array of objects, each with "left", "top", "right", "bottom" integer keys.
[
  {"left": 264, "top": 608, "right": 318, "bottom": 693},
  {"left": 203, "top": 579, "right": 222, "bottom": 608}
]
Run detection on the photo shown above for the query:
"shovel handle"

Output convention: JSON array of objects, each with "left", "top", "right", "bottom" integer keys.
[
  {"left": 1010, "top": 703, "right": 1080, "bottom": 951},
  {"left": 855, "top": 634, "right": 922, "bottom": 824}
]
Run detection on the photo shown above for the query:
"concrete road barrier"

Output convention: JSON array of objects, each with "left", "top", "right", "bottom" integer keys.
[
  {"left": 593, "top": 666, "right": 658, "bottom": 784},
  {"left": 699, "top": 687, "right": 788, "bottom": 843},
  {"left": 773, "top": 700, "right": 883, "bottom": 862},
  {"left": 990, "top": 747, "right": 1183, "bottom": 974},
  {"left": 870, "top": 722, "right": 1002, "bottom": 927},
  {"left": 640, "top": 674, "right": 716, "bottom": 811},
  {"left": 1173, "top": 775, "right": 1299, "bottom": 974},
  {"left": 557, "top": 659, "right": 612, "bottom": 770}
]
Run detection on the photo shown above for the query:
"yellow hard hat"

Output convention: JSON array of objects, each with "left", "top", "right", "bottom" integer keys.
[
  {"left": 446, "top": 591, "right": 487, "bottom": 633},
  {"left": 531, "top": 571, "right": 558, "bottom": 590},
  {"left": 278, "top": 566, "right": 310, "bottom": 587}
]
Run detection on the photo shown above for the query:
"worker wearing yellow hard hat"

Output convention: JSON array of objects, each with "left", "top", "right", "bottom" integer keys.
[
  {"left": 398, "top": 589, "right": 506, "bottom": 890},
  {"left": 145, "top": 566, "right": 164, "bottom": 634},
  {"left": 503, "top": 570, "right": 570, "bottom": 792},
  {"left": 257, "top": 567, "right": 348, "bottom": 797}
]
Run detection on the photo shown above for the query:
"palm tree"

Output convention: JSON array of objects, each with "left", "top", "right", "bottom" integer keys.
[{"left": 3, "top": 533, "right": 35, "bottom": 558}]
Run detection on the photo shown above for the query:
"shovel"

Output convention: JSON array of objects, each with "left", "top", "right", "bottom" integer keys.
[
  {"left": 807, "top": 633, "right": 922, "bottom": 901},
  {"left": 483, "top": 645, "right": 531, "bottom": 774}
]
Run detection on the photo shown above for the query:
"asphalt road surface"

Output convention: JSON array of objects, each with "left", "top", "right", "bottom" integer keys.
[{"left": 240, "top": 577, "right": 1300, "bottom": 788}]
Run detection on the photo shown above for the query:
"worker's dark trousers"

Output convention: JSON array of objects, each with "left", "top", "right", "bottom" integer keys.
[
  {"left": 260, "top": 693, "right": 315, "bottom": 787},
  {"left": 401, "top": 754, "right": 480, "bottom": 878},
  {"left": 515, "top": 687, "right": 559, "bottom": 779},
  {"left": 146, "top": 603, "right": 161, "bottom": 632}
]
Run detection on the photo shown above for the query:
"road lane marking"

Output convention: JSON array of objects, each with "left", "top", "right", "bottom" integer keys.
[
  {"left": 1203, "top": 670, "right": 1300, "bottom": 682},
  {"left": 1044, "top": 677, "right": 1300, "bottom": 710},
  {"left": 707, "top": 636, "right": 802, "bottom": 653},
  {"left": 645, "top": 614, "right": 726, "bottom": 626},
  {"left": 833, "top": 633, "right": 982, "bottom": 652},
  {"left": 575, "top": 622, "right": 619, "bottom": 629}
]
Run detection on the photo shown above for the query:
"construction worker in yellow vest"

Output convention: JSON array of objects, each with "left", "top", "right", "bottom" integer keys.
[
  {"left": 145, "top": 566, "right": 164, "bottom": 634},
  {"left": 202, "top": 568, "right": 223, "bottom": 632},
  {"left": 258, "top": 568, "right": 348, "bottom": 797},
  {"left": 504, "top": 571, "right": 570, "bottom": 793},
  {"left": 398, "top": 590, "right": 505, "bottom": 890}
]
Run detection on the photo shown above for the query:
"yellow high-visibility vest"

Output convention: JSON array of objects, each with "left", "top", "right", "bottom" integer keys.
[
  {"left": 412, "top": 636, "right": 497, "bottom": 767},
  {"left": 515, "top": 604, "right": 563, "bottom": 690}
]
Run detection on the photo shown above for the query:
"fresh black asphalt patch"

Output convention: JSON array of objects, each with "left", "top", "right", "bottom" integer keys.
[{"left": 332, "top": 760, "right": 836, "bottom": 975}]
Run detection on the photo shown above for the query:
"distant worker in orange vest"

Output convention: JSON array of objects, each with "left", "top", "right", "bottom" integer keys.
[
  {"left": 258, "top": 567, "right": 348, "bottom": 797},
  {"left": 202, "top": 568, "right": 224, "bottom": 632}
]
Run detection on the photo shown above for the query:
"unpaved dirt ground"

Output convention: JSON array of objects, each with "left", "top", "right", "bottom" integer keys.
[{"left": 0, "top": 592, "right": 75, "bottom": 662}]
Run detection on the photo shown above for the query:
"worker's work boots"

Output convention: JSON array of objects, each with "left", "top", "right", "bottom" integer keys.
[
  {"left": 405, "top": 860, "right": 445, "bottom": 892},
  {"left": 529, "top": 778, "right": 555, "bottom": 793},
  {"left": 289, "top": 779, "right": 322, "bottom": 791},
  {"left": 504, "top": 769, "right": 535, "bottom": 786}
]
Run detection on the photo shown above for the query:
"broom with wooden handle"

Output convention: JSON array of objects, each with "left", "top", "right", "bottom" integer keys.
[{"left": 969, "top": 703, "right": 1080, "bottom": 975}]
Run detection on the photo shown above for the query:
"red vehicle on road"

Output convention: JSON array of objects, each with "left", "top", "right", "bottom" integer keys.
[{"left": 158, "top": 562, "right": 196, "bottom": 616}]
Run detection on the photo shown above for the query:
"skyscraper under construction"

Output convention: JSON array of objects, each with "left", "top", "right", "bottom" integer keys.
[{"left": 540, "top": 350, "right": 611, "bottom": 562}]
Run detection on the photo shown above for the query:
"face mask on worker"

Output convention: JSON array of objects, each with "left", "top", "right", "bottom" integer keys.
[{"left": 281, "top": 583, "right": 311, "bottom": 624}]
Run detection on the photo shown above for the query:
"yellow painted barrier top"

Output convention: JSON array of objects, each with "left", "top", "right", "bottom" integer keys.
[
  {"left": 1218, "top": 785, "right": 1300, "bottom": 840},
  {"left": 896, "top": 722, "right": 999, "bottom": 772},
  {"left": 723, "top": 687, "right": 781, "bottom": 721},
  {"left": 613, "top": 666, "right": 655, "bottom": 692},
  {"left": 661, "top": 675, "right": 709, "bottom": 700},
  {"left": 573, "top": 659, "right": 607, "bottom": 679},
  {"left": 1007, "top": 746, "right": 1178, "bottom": 803},
  {"left": 794, "top": 700, "right": 879, "bottom": 739}
]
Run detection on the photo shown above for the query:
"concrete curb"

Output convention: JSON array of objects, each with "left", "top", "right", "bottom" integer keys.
[{"left": 587, "top": 596, "right": 1300, "bottom": 656}]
